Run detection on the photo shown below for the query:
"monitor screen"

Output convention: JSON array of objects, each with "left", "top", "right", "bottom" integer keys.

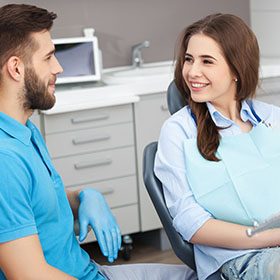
[{"left": 53, "top": 36, "right": 101, "bottom": 84}]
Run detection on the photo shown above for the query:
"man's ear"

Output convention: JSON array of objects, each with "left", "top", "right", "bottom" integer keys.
[{"left": 6, "top": 56, "right": 24, "bottom": 82}]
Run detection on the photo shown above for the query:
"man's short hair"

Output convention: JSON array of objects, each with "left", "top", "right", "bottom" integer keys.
[{"left": 0, "top": 4, "right": 57, "bottom": 77}]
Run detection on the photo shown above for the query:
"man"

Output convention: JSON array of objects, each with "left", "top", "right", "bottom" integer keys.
[{"left": 0, "top": 4, "right": 197, "bottom": 280}]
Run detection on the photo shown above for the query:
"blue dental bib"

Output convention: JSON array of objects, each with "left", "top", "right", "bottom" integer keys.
[{"left": 184, "top": 123, "right": 280, "bottom": 226}]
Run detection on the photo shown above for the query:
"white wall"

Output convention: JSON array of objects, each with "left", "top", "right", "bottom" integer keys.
[{"left": 251, "top": 0, "right": 280, "bottom": 58}]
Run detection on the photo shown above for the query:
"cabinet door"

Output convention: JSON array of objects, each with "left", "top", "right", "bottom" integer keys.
[
  {"left": 256, "top": 77, "right": 280, "bottom": 106},
  {"left": 29, "top": 110, "right": 41, "bottom": 132},
  {"left": 134, "top": 92, "right": 170, "bottom": 231}
]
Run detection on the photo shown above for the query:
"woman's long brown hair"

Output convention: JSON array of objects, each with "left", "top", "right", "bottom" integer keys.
[{"left": 174, "top": 14, "right": 260, "bottom": 161}]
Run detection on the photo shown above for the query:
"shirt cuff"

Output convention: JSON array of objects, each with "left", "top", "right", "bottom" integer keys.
[{"left": 0, "top": 224, "right": 37, "bottom": 243}]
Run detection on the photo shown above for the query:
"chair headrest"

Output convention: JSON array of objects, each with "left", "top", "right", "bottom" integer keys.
[{"left": 167, "top": 80, "right": 185, "bottom": 115}]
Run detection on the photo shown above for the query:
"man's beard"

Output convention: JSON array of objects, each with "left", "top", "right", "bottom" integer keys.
[{"left": 22, "top": 67, "right": 56, "bottom": 111}]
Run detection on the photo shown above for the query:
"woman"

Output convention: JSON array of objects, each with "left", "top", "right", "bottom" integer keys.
[{"left": 154, "top": 13, "right": 280, "bottom": 280}]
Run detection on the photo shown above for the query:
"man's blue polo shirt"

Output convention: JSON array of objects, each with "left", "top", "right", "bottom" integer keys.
[{"left": 0, "top": 112, "right": 104, "bottom": 280}]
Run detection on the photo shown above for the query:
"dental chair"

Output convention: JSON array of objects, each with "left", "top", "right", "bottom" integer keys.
[{"left": 142, "top": 81, "right": 223, "bottom": 280}]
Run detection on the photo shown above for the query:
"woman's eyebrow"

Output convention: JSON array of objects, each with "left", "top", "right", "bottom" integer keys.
[
  {"left": 200, "top": 55, "right": 217, "bottom": 61},
  {"left": 185, "top": 53, "right": 217, "bottom": 61}
]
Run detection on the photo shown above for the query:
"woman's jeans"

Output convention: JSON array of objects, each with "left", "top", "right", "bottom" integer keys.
[{"left": 221, "top": 247, "right": 280, "bottom": 280}]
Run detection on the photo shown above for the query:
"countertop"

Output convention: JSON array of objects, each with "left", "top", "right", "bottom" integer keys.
[{"left": 43, "top": 59, "right": 280, "bottom": 115}]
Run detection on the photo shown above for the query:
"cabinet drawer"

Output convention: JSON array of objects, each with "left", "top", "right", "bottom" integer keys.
[
  {"left": 46, "top": 123, "right": 134, "bottom": 158},
  {"left": 67, "top": 176, "right": 138, "bottom": 208},
  {"left": 81, "top": 204, "right": 139, "bottom": 244},
  {"left": 44, "top": 104, "right": 133, "bottom": 134},
  {"left": 53, "top": 147, "right": 136, "bottom": 186}
]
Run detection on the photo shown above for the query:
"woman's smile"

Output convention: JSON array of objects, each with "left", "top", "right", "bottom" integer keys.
[{"left": 189, "top": 81, "right": 210, "bottom": 92}]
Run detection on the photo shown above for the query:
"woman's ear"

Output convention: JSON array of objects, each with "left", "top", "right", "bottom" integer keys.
[{"left": 6, "top": 56, "right": 24, "bottom": 82}]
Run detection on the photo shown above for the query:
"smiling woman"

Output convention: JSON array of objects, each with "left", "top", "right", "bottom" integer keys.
[
  {"left": 155, "top": 13, "right": 280, "bottom": 280},
  {"left": 183, "top": 34, "right": 237, "bottom": 106},
  {"left": 174, "top": 13, "right": 259, "bottom": 162}
]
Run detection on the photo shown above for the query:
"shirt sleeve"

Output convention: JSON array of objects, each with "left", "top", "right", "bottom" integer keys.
[
  {"left": 0, "top": 151, "right": 37, "bottom": 243},
  {"left": 154, "top": 109, "right": 212, "bottom": 242}
]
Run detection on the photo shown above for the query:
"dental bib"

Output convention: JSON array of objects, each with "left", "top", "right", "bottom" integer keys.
[{"left": 184, "top": 123, "right": 280, "bottom": 226}]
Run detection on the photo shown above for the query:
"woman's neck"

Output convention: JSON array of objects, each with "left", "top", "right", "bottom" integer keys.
[
  {"left": 210, "top": 100, "right": 253, "bottom": 133},
  {"left": 211, "top": 100, "right": 241, "bottom": 122}
]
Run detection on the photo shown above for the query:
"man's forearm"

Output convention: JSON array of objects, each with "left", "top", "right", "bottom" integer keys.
[
  {"left": 14, "top": 263, "right": 78, "bottom": 280},
  {"left": 39, "top": 263, "right": 77, "bottom": 280},
  {"left": 3, "top": 262, "right": 77, "bottom": 280},
  {"left": 66, "top": 189, "right": 81, "bottom": 219}
]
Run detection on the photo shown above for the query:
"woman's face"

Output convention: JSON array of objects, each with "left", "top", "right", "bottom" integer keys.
[{"left": 182, "top": 33, "right": 237, "bottom": 107}]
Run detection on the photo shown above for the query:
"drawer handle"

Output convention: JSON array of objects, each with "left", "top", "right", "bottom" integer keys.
[
  {"left": 161, "top": 104, "right": 169, "bottom": 111},
  {"left": 98, "top": 187, "right": 114, "bottom": 196},
  {"left": 71, "top": 114, "right": 109, "bottom": 124},
  {"left": 74, "top": 158, "right": 112, "bottom": 170},
  {"left": 72, "top": 134, "right": 110, "bottom": 145}
]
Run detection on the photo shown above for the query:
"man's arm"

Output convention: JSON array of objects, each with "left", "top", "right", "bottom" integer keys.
[
  {"left": 66, "top": 189, "right": 81, "bottom": 219},
  {"left": 0, "top": 235, "right": 76, "bottom": 280}
]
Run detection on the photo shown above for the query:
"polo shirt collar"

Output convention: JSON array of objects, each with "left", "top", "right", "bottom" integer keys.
[
  {"left": 0, "top": 112, "right": 32, "bottom": 145},
  {"left": 206, "top": 100, "right": 260, "bottom": 127}
]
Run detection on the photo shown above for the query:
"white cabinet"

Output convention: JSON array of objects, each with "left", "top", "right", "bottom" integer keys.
[
  {"left": 41, "top": 92, "right": 170, "bottom": 240},
  {"left": 256, "top": 77, "right": 280, "bottom": 106},
  {"left": 30, "top": 110, "right": 41, "bottom": 132},
  {"left": 133, "top": 92, "right": 170, "bottom": 231},
  {"left": 42, "top": 104, "right": 140, "bottom": 243}
]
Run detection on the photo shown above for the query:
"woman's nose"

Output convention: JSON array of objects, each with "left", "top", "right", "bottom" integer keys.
[{"left": 188, "top": 62, "right": 202, "bottom": 78}]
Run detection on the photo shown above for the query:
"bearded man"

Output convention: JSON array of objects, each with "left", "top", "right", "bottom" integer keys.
[{"left": 0, "top": 4, "right": 196, "bottom": 280}]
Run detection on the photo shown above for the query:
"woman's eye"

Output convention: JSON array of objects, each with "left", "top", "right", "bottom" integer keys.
[
  {"left": 184, "top": 56, "right": 193, "bottom": 63},
  {"left": 203, "top": 59, "right": 213, "bottom": 64}
]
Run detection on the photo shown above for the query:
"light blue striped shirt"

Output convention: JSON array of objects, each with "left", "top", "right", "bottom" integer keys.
[{"left": 154, "top": 100, "right": 280, "bottom": 280}]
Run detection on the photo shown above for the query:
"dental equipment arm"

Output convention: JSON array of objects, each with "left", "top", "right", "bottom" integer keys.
[{"left": 247, "top": 212, "right": 280, "bottom": 237}]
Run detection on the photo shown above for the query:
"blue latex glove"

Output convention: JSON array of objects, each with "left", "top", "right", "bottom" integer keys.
[{"left": 78, "top": 188, "right": 122, "bottom": 262}]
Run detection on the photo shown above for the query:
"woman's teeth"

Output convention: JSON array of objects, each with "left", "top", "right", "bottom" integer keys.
[{"left": 191, "top": 83, "right": 207, "bottom": 88}]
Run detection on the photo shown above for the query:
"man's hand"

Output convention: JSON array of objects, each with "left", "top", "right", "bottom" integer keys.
[{"left": 78, "top": 188, "right": 122, "bottom": 263}]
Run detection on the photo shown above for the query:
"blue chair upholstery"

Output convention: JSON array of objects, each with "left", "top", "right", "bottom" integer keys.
[
  {"left": 143, "top": 141, "right": 196, "bottom": 270},
  {"left": 142, "top": 80, "right": 223, "bottom": 280},
  {"left": 166, "top": 80, "right": 186, "bottom": 115}
]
